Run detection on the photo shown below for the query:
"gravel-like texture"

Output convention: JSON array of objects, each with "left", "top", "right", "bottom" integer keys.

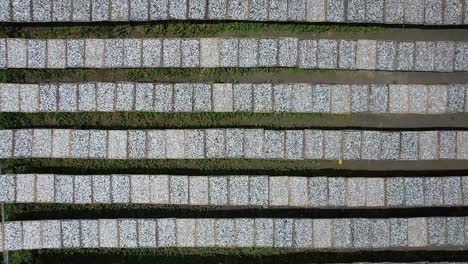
[
  {"left": 153, "top": 84, "right": 172, "bottom": 112},
  {"left": 405, "top": 0, "right": 424, "bottom": 24},
  {"left": 209, "top": 176, "right": 228, "bottom": 205},
  {"left": 235, "top": 218, "right": 254, "bottom": 246},
  {"left": 269, "top": 0, "right": 287, "bottom": 21},
  {"left": 104, "top": 39, "right": 124, "bottom": 67},
  {"left": 157, "top": 218, "right": 176, "bottom": 246},
  {"left": 4, "top": 222, "right": 22, "bottom": 250},
  {"left": 405, "top": 177, "right": 424, "bottom": 206},
  {"left": 111, "top": 175, "right": 130, "bottom": 203},
  {"left": 208, "top": 0, "right": 227, "bottom": 19},
  {"left": 138, "top": 219, "right": 156, "bottom": 247},
  {"left": 131, "top": 175, "right": 150, "bottom": 203},
  {"left": 317, "top": 39, "right": 337, "bottom": 69},
  {"left": 343, "top": 131, "right": 361, "bottom": 160},
  {"left": 425, "top": 0, "right": 443, "bottom": 24},
  {"left": 274, "top": 219, "right": 293, "bottom": 247},
  {"left": 446, "top": 217, "right": 465, "bottom": 245},
  {"left": 425, "top": 177, "right": 444, "bottom": 206},
  {"left": 347, "top": 0, "right": 366, "bottom": 22},
  {"left": 74, "top": 175, "right": 92, "bottom": 203},
  {"left": 93, "top": 175, "right": 111, "bottom": 203},
  {"left": 255, "top": 219, "right": 274, "bottom": 246},
  {"left": 457, "top": 131, "right": 468, "bottom": 159},
  {"left": 269, "top": 176, "right": 289, "bottom": 206},
  {"left": 170, "top": 176, "right": 188, "bottom": 204},
  {"left": 304, "top": 130, "right": 323, "bottom": 159},
  {"left": 150, "top": 0, "right": 168, "bottom": 19},
  {"left": 434, "top": 41, "right": 455, "bottom": 72},
  {"left": 361, "top": 131, "right": 381, "bottom": 160},
  {"left": 289, "top": 177, "right": 308, "bottom": 206},
  {"left": 88, "top": 130, "right": 107, "bottom": 158},
  {"left": 312, "top": 85, "right": 330, "bottom": 113},
  {"left": 149, "top": 175, "right": 169, "bottom": 203},
  {"left": 249, "top": 176, "right": 268, "bottom": 205},
  {"left": 200, "top": 38, "right": 219, "bottom": 67},
  {"left": 366, "top": 0, "right": 384, "bottom": 22},
  {"left": 253, "top": 84, "right": 273, "bottom": 112},
  {"left": 292, "top": 84, "right": 313, "bottom": 112},
  {"left": 73, "top": 0, "right": 91, "bottom": 21},
  {"left": 196, "top": 219, "right": 215, "bottom": 246},
  {"left": 216, "top": 219, "right": 235, "bottom": 246},
  {"left": 181, "top": 39, "right": 200, "bottom": 67},
  {"left": 418, "top": 131, "right": 437, "bottom": 160},
  {"left": 309, "top": 176, "right": 328, "bottom": 206},
  {"left": 273, "top": 84, "right": 292, "bottom": 112},
  {"left": 135, "top": 83, "right": 154, "bottom": 111},
  {"left": 0, "top": 175, "right": 15, "bottom": 202},
  {"left": 229, "top": 175, "right": 249, "bottom": 205},
  {"left": 173, "top": 83, "right": 193, "bottom": 112},
  {"left": 285, "top": 130, "right": 303, "bottom": 159},
  {"left": 163, "top": 39, "right": 181, "bottom": 67},
  {"left": 42, "top": 220, "right": 62, "bottom": 248},
  {"left": 233, "top": 84, "right": 252, "bottom": 111},
  {"left": 110, "top": 0, "right": 129, "bottom": 21},
  {"left": 52, "top": 129, "right": 71, "bottom": 158},
  {"left": 213, "top": 84, "right": 233, "bottom": 112},
  {"left": 326, "top": 0, "right": 345, "bottom": 22},
  {"left": 119, "top": 219, "right": 138, "bottom": 248},
  {"left": 220, "top": 39, "right": 239, "bottom": 67},
  {"left": 55, "top": 175, "right": 74, "bottom": 203},
  {"left": 228, "top": 0, "right": 247, "bottom": 19},
  {"left": 58, "top": 84, "right": 77, "bottom": 112},
  {"left": 92, "top": 0, "right": 110, "bottom": 21},
  {"left": 371, "top": 219, "right": 389, "bottom": 248},
  {"left": 142, "top": 39, "right": 162, "bottom": 67},
  {"left": 67, "top": 40, "right": 85, "bottom": 67},
  {"left": 130, "top": 0, "right": 149, "bottom": 21},
  {"left": 386, "top": 177, "right": 405, "bottom": 206},
  {"left": 377, "top": 41, "right": 396, "bottom": 70},
  {"left": 299, "top": 40, "right": 317, "bottom": 68},
  {"left": 338, "top": 40, "right": 356, "bottom": 69},
  {"left": 366, "top": 178, "right": 385, "bottom": 206},
  {"left": 264, "top": 130, "right": 284, "bottom": 159},
  {"left": 333, "top": 218, "right": 352, "bottom": 248},
  {"left": 206, "top": 129, "right": 225, "bottom": 158},
  {"left": 62, "top": 220, "right": 81, "bottom": 248},
  {"left": 288, "top": 0, "right": 306, "bottom": 20},
  {"left": 439, "top": 131, "right": 456, "bottom": 159},
  {"left": 313, "top": 219, "right": 332, "bottom": 248},
  {"left": 36, "top": 174, "right": 54, "bottom": 202},
  {"left": 189, "top": 176, "right": 208, "bottom": 205},
  {"left": 185, "top": 129, "right": 205, "bottom": 158},
  {"left": 447, "top": 84, "right": 466, "bottom": 113},
  {"left": 323, "top": 130, "right": 341, "bottom": 160},
  {"left": 28, "top": 40, "right": 46, "bottom": 68},
  {"left": 123, "top": 39, "right": 142, "bottom": 68},
  {"left": 33, "top": 129, "right": 52, "bottom": 158},
  {"left": 96, "top": 83, "right": 115, "bottom": 112},
  {"left": 249, "top": 0, "right": 268, "bottom": 20},
  {"left": 408, "top": 85, "right": 427, "bottom": 113},
  {"left": 47, "top": 39, "right": 67, "bottom": 68},
  {"left": 176, "top": 219, "right": 196, "bottom": 246},
  {"left": 147, "top": 130, "right": 165, "bottom": 158},
  {"left": 294, "top": 219, "right": 313, "bottom": 247},
  {"left": 428, "top": 85, "right": 447, "bottom": 113},
  {"left": 108, "top": 130, "right": 127, "bottom": 159},
  {"left": 78, "top": 83, "right": 96, "bottom": 111},
  {"left": 356, "top": 40, "right": 377, "bottom": 70},
  {"left": 389, "top": 85, "right": 408, "bottom": 113},
  {"left": 444, "top": 0, "right": 463, "bottom": 24},
  {"left": 258, "top": 39, "right": 278, "bottom": 67},
  {"left": 239, "top": 39, "right": 258, "bottom": 67},
  {"left": 307, "top": 0, "right": 326, "bottom": 21},
  {"left": 12, "top": 0, "right": 31, "bottom": 22},
  {"left": 165, "top": 129, "right": 185, "bottom": 158},
  {"left": 0, "top": 130, "right": 13, "bottom": 158},
  {"left": 396, "top": 42, "right": 415, "bottom": 71},
  {"left": 7, "top": 39, "right": 27, "bottom": 68},
  {"left": 225, "top": 129, "right": 244, "bottom": 158},
  {"left": 16, "top": 174, "right": 35, "bottom": 203},
  {"left": 278, "top": 38, "right": 298, "bottom": 67},
  {"left": 415, "top": 41, "right": 435, "bottom": 71},
  {"left": 331, "top": 85, "right": 351, "bottom": 113},
  {"left": 81, "top": 220, "right": 99, "bottom": 248},
  {"left": 13, "top": 129, "right": 33, "bottom": 158},
  {"left": 385, "top": 0, "right": 404, "bottom": 23},
  {"left": 369, "top": 85, "right": 388, "bottom": 113},
  {"left": 19, "top": 84, "right": 39, "bottom": 112},
  {"left": 32, "top": 0, "right": 52, "bottom": 22},
  {"left": 20, "top": 222, "right": 42, "bottom": 249},
  {"left": 328, "top": 177, "right": 346, "bottom": 206},
  {"left": 99, "top": 219, "right": 118, "bottom": 247},
  {"left": 444, "top": 177, "right": 462, "bottom": 205},
  {"left": 352, "top": 218, "right": 371, "bottom": 248},
  {"left": 347, "top": 177, "right": 366, "bottom": 207},
  {"left": 1, "top": 84, "right": 20, "bottom": 112}
]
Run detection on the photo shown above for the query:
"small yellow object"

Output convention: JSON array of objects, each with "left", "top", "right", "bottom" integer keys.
[{"left": 338, "top": 159, "right": 343, "bottom": 165}]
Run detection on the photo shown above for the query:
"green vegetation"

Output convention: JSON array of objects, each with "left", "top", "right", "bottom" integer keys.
[
  {"left": 0, "top": 112, "right": 358, "bottom": 129},
  {"left": 0, "top": 21, "right": 388, "bottom": 39},
  {"left": 0, "top": 68, "right": 341, "bottom": 83}
]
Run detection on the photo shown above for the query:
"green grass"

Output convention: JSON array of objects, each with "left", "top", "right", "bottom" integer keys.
[
  {"left": 2, "top": 249, "right": 467, "bottom": 264},
  {"left": 0, "top": 21, "right": 388, "bottom": 39},
  {"left": 0, "top": 112, "right": 359, "bottom": 129},
  {"left": 0, "top": 68, "right": 341, "bottom": 83}
]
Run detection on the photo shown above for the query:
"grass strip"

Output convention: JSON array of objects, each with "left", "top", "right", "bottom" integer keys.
[
  {"left": 1, "top": 112, "right": 468, "bottom": 130},
  {"left": 5, "top": 204, "right": 467, "bottom": 222},
  {"left": 1, "top": 68, "right": 467, "bottom": 85},
  {"left": 0, "top": 21, "right": 388, "bottom": 39},
  {"left": 2, "top": 159, "right": 468, "bottom": 176},
  {"left": 2, "top": 249, "right": 468, "bottom": 264}
]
